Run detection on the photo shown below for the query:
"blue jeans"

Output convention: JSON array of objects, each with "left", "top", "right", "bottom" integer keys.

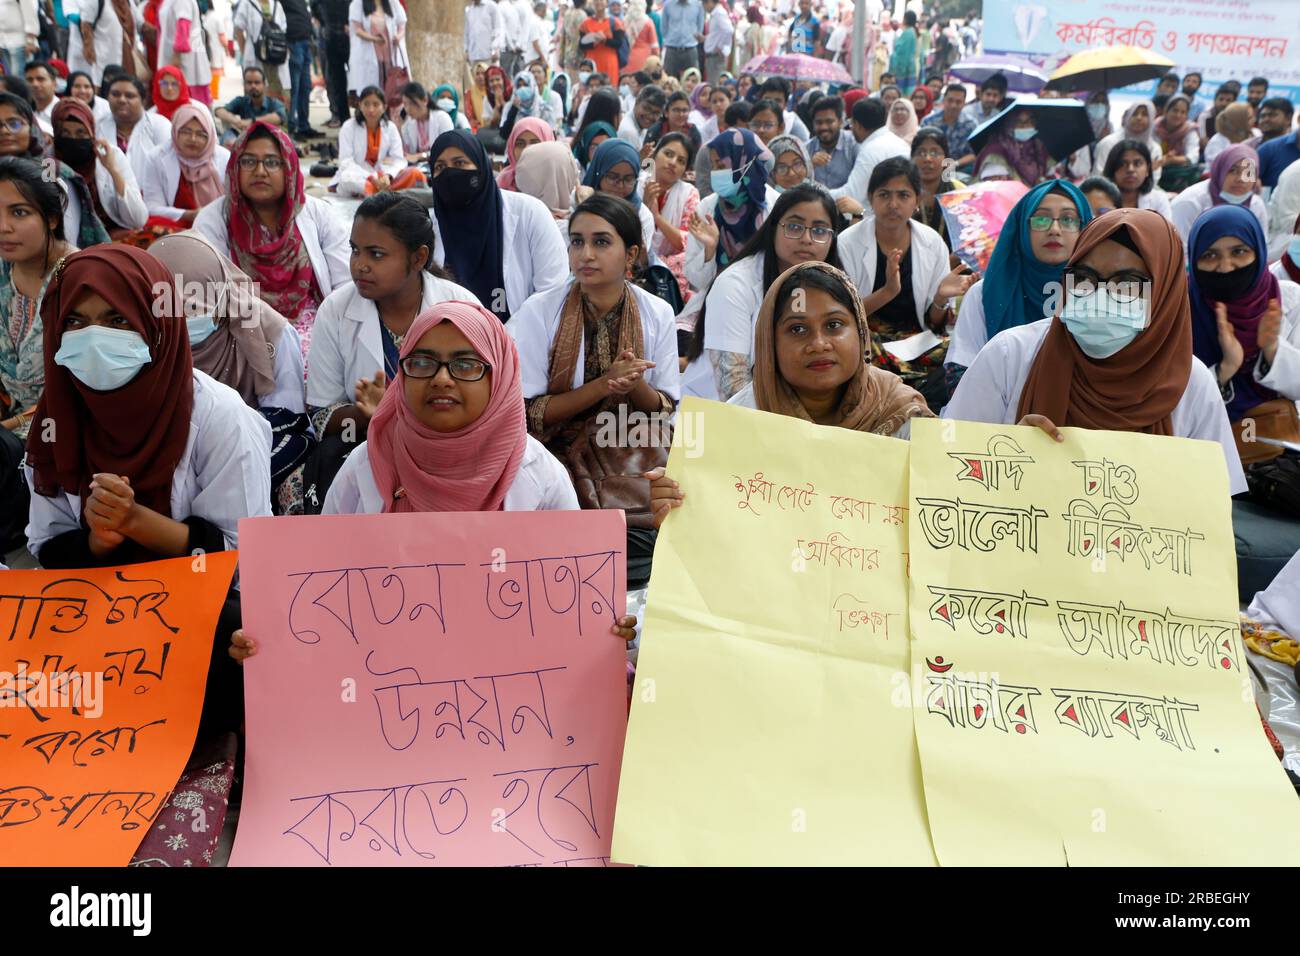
[
  {"left": 0, "top": 47, "right": 28, "bottom": 78},
  {"left": 288, "top": 39, "right": 313, "bottom": 132}
]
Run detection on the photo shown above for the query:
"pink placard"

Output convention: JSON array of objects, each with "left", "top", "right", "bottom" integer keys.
[{"left": 229, "top": 510, "right": 628, "bottom": 867}]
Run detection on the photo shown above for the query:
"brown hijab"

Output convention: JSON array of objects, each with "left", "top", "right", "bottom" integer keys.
[
  {"left": 149, "top": 231, "right": 288, "bottom": 407},
  {"left": 753, "top": 261, "right": 933, "bottom": 436},
  {"left": 1016, "top": 208, "right": 1191, "bottom": 436},
  {"left": 26, "top": 246, "right": 194, "bottom": 517}
]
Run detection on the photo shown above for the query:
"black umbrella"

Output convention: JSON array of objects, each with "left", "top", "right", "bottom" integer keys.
[{"left": 967, "top": 96, "right": 1095, "bottom": 161}]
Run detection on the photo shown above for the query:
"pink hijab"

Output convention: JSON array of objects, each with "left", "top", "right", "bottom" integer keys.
[
  {"left": 497, "top": 117, "right": 555, "bottom": 191},
  {"left": 366, "top": 302, "right": 527, "bottom": 514},
  {"left": 170, "top": 103, "right": 225, "bottom": 207}
]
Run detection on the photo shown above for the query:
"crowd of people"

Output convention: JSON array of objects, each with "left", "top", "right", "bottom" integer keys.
[{"left": 1, "top": 0, "right": 1298, "bottom": 863}]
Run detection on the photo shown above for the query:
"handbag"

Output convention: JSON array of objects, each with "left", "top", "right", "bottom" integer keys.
[
  {"left": 253, "top": 0, "right": 289, "bottom": 66},
  {"left": 562, "top": 411, "right": 671, "bottom": 529},
  {"left": 382, "top": 43, "right": 411, "bottom": 113},
  {"left": 1232, "top": 397, "right": 1300, "bottom": 466},
  {"left": 1245, "top": 452, "right": 1300, "bottom": 520}
]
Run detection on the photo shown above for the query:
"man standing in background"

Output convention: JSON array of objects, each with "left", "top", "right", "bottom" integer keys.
[
  {"left": 282, "top": 0, "right": 319, "bottom": 139},
  {"left": 312, "top": 0, "right": 350, "bottom": 128},
  {"left": 660, "top": 0, "right": 702, "bottom": 79},
  {"left": 702, "top": 0, "right": 731, "bottom": 83},
  {"left": 0, "top": 0, "right": 39, "bottom": 78},
  {"left": 465, "top": 0, "right": 503, "bottom": 67},
  {"left": 498, "top": 0, "right": 525, "bottom": 78}
]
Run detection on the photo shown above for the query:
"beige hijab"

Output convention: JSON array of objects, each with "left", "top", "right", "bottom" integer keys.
[{"left": 752, "top": 261, "right": 933, "bottom": 436}]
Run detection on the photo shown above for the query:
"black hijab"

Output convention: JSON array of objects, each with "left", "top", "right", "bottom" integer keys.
[{"left": 429, "top": 130, "right": 508, "bottom": 321}]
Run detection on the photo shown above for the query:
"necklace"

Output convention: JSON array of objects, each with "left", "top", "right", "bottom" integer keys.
[{"left": 382, "top": 322, "right": 403, "bottom": 348}]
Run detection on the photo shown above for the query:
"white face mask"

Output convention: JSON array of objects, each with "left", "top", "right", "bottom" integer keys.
[
  {"left": 1220, "top": 190, "right": 1251, "bottom": 205},
  {"left": 436, "top": 97, "right": 456, "bottom": 112},
  {"left": 54, "top": 325, "right": 152, "bottom": 391}
]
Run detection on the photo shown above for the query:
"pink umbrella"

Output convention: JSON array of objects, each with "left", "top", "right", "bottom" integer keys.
[
  {"left": 937, "top": 181, "right": 1030, "bottom": 276},
  {"left": 739, "top": 53, "right": 854, "bottom": 85}
]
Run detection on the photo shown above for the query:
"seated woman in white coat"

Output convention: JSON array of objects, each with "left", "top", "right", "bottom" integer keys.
[
  {"left": 1171, "top": 145, "right": 1269, "bottom": 252},
  {"left": 428, "top": 129, "right": 568, "bottom": 321},
  {"left": 945, "top": 208, "right": 1247, "bottom": 496},
  {"left": 946, "top": 179, "right": 1092, "bottom": 395},
  {"left": 1101, "top": 139, "right": 1173, "bottom": 220},
  {"left": 49, "top": 98, "right": 148, "bottom": 236},
  {"left": 837, "top": 156, "right": 974, "bottom": 408},
  {"left": 140, "top": 103, "right": 231, "bottom": 227},
  {"left": 300, "top": 193, "right": 479, "bottom": 513},
  {"left": 26, "top": 245, "right": 270, "bottom": 731},
  {"left": 508, "top": 193, "right": 681, "bottom": 588},
  {"left": 149, "top": 230, "right": 312, "bottom": 503},
  {"left": 63, "top": 71, "right": 113, "bottom": 129},
  {"left": 650, "top": 261, "right": 934, "bottom": 525},
  {"left": 332, "top": 85, "right": 426, "bottom": 198},
  {"left": 193, "top": 122, "right": 351, "bottom": 358},
  {"left": 229, "top": 299, "right": 640, "bottom": 662},
  {"left": 701, "top": 185, "right": 845, "bottom": 400}
]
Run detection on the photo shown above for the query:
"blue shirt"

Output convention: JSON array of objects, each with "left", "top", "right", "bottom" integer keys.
[
  {"left": 921, "top": 108, "right": 977, "bottom": 160},
  {"left": 806, "top": 129, "right": 858, "bottom": 189},
  {"left": 1258, "top": 131, "right": 1300, "bottom": 188},
  {"left": 789, "top": 15, "right": 819, "bottom": 55},
  {"left": 661, "top": 0, "right": 704, "bottom": 48}
]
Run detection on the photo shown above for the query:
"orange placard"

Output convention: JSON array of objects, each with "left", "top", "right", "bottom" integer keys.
[{"left": 0, "top": 552, "right": 237, "bottom": 866}]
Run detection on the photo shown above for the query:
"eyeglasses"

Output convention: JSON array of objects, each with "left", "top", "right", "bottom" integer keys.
[
  {"left": 400, "top": 354, "right": 491, "bottom": 381},
  {"left": 238, "top": 155, "right": 285, "bottom": 172},
  {"left": 1027, "top": 214, "right": 1082, "bottom": 232},
  {"left": 774, "top": 161, "right": 807, "bottom": 177},
  {"left": 913, "top": 149, "right": 945, "bottom": 160},
  {"left": 0, "top": 118, "right": 29, "bottom": 133},
  {"left": 601, "top": 171, "right": 639, "bottom": 189},
  {"left": 750, "top": 119, "right": 778, "bottom": 132},
  {"left": 1064, "top": 267, "right": 1151, "bottom": 304},
  {"left": 780, "top": 221, "right": 833, "bottom": 243}
]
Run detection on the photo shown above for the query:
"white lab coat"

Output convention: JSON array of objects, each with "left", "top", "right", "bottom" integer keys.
[
  {"left": 253, "top": 323, "right": 308, "bottom": 413},
  {"left": 1171, "top": 180, "right": 1270, "bottom": 252},
  {"left": 323, "top": 434, "right": 579, "bottom": 515},
  {"left": 1136, "top": 188, "right": 1174, "bottom": 220},
  {"left": 400, "top": 110, "right": 454, "bottom": 155},
  {"left": 159, "top": 0, "right": 213, "bottom": 88},
  {"left": 1266, "top": 157, "right": 1300, "bottom": 263},
  {"left": 332, "top": 118, "right": 407, "bottom": 196},
  {"left": 702, "top": 252, "right": 766, "bottom": 363},
  {"left": 25, "top": 370, "right": 272, "bottom": 559},
  {"left": 509, "top": 279, "right": 682, "bottom": 401},
  {"left": 1091, "top": 132, "right": 1163, "bottom": 177},
  {"left": 682, "top": 186, "right": 783, "bottom": 293},
  {"left": 827, "top": 126, "right": 911, "bottom": 204},
  {"left": 946, "top": 278, "right": 987, "bottom": 370},
  {"left": 67, "top": 0, "right": 123, "bottom": 86},
  {"left": 232, "top": 0, "right": 291, "bottom": 92},
  {"left": 305, "top": 273, "right": 481, "bottom": 410},
  {"left": 84, "top": 144, "right": 150, "bottom": 229},
  {"left": 943, "top": 317, "right": 1248, "bottom": 495},
  {"left": 1247, "top": 547, "right": 1300, "bottom": 637},
  {"left": 429, "top": 189, "right": 569, "bottom": 317},
  {"left": 347, "top": 0, "right": 409, "bottom": 96},
  {"left": 139, "top": 143, "right": 233, "bottom": 220},
  {"left": 99, "top": 111, "right": 174, "bottom": 185},
  {"left": 1236, "top": 279, "right": 1300, "bottom": 407},
  {"left": 193, "top": 194, "right": 353, "bottom": 302},
  {"left": 838, "top": 215, "right": 950, "bottom": 333}
]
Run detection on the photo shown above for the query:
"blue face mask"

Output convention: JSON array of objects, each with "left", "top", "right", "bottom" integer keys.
[
  {"left": 1220, "top": 189, "right": 1250, "bottom": 205},
  {"left": 1059, "top": 287, "right": 1149, "bottom": 359},
  {"left": 1288, "top": 236, "right": 1300, "bottom": 266},
  {"left": 54, "top": 325, "right": 152, "bottom": 391},
  {"left": 186, "top": 314, "right": 218, "bottom": 346},
  {"left": 1012, "top": 127, "right": 1037, "bottom": 142},
  {"left": 711, "top": 159, "right": 752, "bottom": 203}
]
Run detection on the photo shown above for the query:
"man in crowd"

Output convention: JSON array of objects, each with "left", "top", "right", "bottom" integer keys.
[
  {"left": 1256, "top": 97, "right": 1293, "bottom": 148},
  {"left": 312, "top": 0, "right": 351, "bottom": 129},
  {"left": 98, "top": 73, "right": 172, "bottom": 182},
  {"left": 757, "top": 76, "right": 809, "bottom": 140},
  {"left": 282, "top": 0, "right": 319, "bottom": 139},
  {"left": 660, "top": 0, "right": 703, "bottom": 79},
  {"left": 23, "top": 59, "right": 58, "bottom": 136},
  {"left": 1198, "top": 79, "right": 1240, "bottom": 141},
  {"left": 922, "top": 81, "right": 976, "bottom": 169},
  {"left": 828, "top": 97, "right": 909, "bottom": 207},
  {"left": 619, "top": 83, "right": 666, "bottom": 152},
  {"left": 464, "top": 0, "right": 503, "bottom": 68},
  {"left": 1246, "top": 76, "right": 1269, "bottom": 111},
  {"left": 788, "top": 0, "right": 819, "bottom": 57},
  {"left": 702, "top": 0, "right": 732, "bottom": 83},
  {"left": 216, "top": 65, "right": 289, "bottom": 147},
  {"left": 806, "top": 95, "right": 858, "bottom": 190},
  {"left": 961, "top": 72, "right": 1006, "bottom": 127}
]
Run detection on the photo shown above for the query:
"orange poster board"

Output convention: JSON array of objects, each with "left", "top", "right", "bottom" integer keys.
[{"left": 0, "top": 552, "right": 237, "bottom": 866}]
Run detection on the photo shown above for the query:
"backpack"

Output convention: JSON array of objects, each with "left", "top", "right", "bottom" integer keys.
[
  {"left": 253, "top": 0, "right": 289, "bottom": 66},
  {"left": 613, "top": 17, "right": 630, "bottom": 69}
]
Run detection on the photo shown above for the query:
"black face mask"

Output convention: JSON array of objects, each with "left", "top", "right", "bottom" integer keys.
[
  {"left": 56, "top": 136, "right": 95, "bottom": 167},
  {"left": 1195, "top": 262, "right": 1258, "bottom": 301},
  {"left": 432, "top": 165, "right": 482, "bottom": 208}
]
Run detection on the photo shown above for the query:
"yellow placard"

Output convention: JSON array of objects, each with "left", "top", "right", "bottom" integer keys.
[
  {"left": 612, "top": 397, "right": 936, "bottom": 866},
  {"left": 907, "top": 418, "right": 1300, "bottom": 865}
]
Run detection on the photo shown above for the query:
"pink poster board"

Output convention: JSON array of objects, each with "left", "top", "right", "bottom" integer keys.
[{"left": 230, "top": 510, "right": 628, "bottom": 867}]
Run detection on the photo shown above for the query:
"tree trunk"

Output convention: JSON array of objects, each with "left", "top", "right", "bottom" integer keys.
[{"left": 410, "top": 0, "right": 466, "bottom": 93}]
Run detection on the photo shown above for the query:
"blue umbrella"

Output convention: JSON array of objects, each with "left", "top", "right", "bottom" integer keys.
[
  {"left": 966, "top": 95, "right": 1094, "bottom": 162},
  {"left": 950, "top": 54, "right": 1048, "bottom": 94}
]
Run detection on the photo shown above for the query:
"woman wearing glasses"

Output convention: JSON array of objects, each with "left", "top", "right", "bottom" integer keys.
[
  {"left": 699, "top": 185, "right": 844, "bottom": 401},
  {"left": 230, "top": 300, "right": 641, "bottom": 661},
  {"left": 140, "top": 103, "right": 231, "bottom": 227},
  {"left": 0, "top": 93, "right": 110, "bottom": 251},
  {"left": 838, "top": 157, "right": 975, "bottom": 408},
  {"left": 579, "top": 137, "right": 657, "bottom": 267},
  {"left": 911, "top": 128, "right": 958, "bottom": 252},
  {"left": 767, "top": 135, "right": 812, "bottom": 192},
  {"left": 945, "top": 208, "right": 1246, "bottom": 494},
  {"left": 193, "top": 123, "right": 352, "bottom": 359},
  {"left": 946, "top": 180, "right": 1093, "bottom": 393},
  {"left": 427, "top": 129, "right": 569, "bottom": 322}
]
